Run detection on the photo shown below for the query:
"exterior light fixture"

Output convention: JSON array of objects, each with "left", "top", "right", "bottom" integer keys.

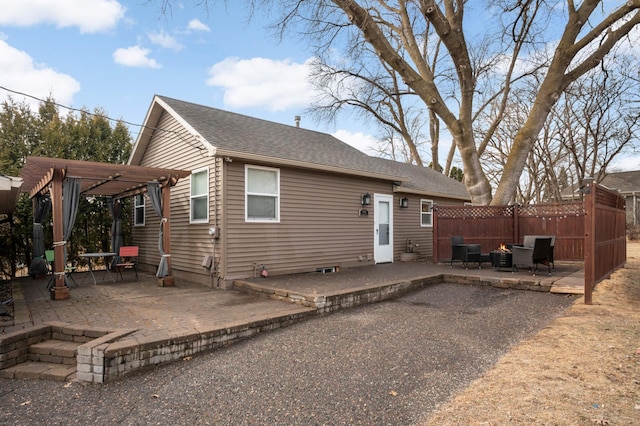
[
  {"left": 361, "top": 193, "right": 371, "bottom": 206},
  {"left": 399, "top": 197, "right": 409, "bottom": 208},
  {"left": 580, "top": 177, "right": 594, "bottom": 194}
]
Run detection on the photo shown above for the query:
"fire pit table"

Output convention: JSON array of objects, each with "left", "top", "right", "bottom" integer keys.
[{"left": 490, "top": 250, "right": 512, "bottom": 271}]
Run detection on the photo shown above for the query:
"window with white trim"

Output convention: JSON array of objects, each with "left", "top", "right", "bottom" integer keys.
[
  {"left": 246, "top": 165, "right": 280, "bottom": 222},
  {"left": 134, "top": 194, "right": 145, "bottom": 226},
  {"left": 420, "top": 199, "right": 433, "bottom": 227},
  {"left": 190, "top": 167, "right": 209, "bottom": 223}
]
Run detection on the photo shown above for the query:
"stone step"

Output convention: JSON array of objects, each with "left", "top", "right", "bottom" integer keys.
[
  {"left": 0, "top": 361, "right": 76, "bottom": 381},
  {"left": 28, "top": 339, "right": 81, "bottom": 364}
]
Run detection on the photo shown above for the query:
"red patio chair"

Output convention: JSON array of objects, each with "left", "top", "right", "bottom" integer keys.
[{"left": 115, "top": 246, "right": 139, "bottom": 281}]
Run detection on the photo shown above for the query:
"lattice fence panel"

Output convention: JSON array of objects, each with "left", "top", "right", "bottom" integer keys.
[
  {"left": 518, "top": 202, "right": 585, "bottom": 217},
  {"left": 435, "top": 205, "right": 514, "bottom": 219}
]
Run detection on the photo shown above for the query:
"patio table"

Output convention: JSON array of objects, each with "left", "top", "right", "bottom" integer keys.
[{"left": 79, "top": 252, "right": 116, "bottom": 285}]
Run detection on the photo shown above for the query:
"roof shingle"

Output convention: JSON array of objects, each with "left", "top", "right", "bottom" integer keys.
[
  {"left": 133, "top": 95, "right": 469, "bottom": 200},
  {"left": 158, "top": 95, "right": 385, "bottom": 176}
]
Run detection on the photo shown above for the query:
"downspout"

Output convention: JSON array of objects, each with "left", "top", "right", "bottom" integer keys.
[{"left": 217, "top": 155, "right": 229, "bottom": 287}]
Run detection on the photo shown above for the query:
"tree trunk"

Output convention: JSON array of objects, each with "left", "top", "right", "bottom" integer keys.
[{"left": 452, "top": 122, "right": 493, "bottom": 205}]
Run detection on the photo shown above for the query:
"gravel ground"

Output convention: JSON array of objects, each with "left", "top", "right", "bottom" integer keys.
[{"left": 0, "top": 282, "right": 576, "bottom": 425}]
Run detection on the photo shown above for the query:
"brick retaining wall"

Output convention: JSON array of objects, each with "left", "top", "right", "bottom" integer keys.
[
  {"left": 233, "top": 273, "right": 552, "bottom": 312},
  {"left": 79, "top": 310, "right": 315, "bottom": 382}
]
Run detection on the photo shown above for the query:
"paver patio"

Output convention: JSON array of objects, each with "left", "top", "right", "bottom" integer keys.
[{"left": 1, "top": 261, "right": 583, "bottom": 381}]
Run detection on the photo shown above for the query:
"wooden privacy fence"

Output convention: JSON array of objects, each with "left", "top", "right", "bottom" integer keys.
[
  {"left": 433, "top": 181, "right": 626, "bottom": 304},
  {"left": 433, "top": 203, "right": 586, "bottom": 261},
  {"left": 583, "top": 181, "right": 626, "bottom": 304}
]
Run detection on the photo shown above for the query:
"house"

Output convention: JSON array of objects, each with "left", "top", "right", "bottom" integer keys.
[
  {"left": 562, "top": 170, "right": 640, "bottom": 228},
  {"left": 129, "top": 95, "right": 470, "bottom": 287},
  {"left": 599, "top": 171, "right": 640, "bottom": 228},
  {"left": 0, "top": 175, "right": 23, "bottom": 215}
]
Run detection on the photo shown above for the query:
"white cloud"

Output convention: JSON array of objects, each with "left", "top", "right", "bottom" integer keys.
[
  {"left": 610, "top": 154, "right": 640, "bottom": 172},
  {"left": 332, "top": 129, "right": 379, "bottom": 156},
  {"left": 187, "top": 19, "right": 210, "bottom": 32},
  {"left": 148, "top": 31, "right": 183, "bottom": 51},
  {"left": 0, "top": 0, "right": 125, "bottom": 34},
  {"left": 113, "top": 46, "right": 161, "bottom": 68},
  {"left": 0, "top": 40, "right": 80, "bottom": 110},
  {"left": 206, "top": 57, "right": 315, "bottom": 112}
]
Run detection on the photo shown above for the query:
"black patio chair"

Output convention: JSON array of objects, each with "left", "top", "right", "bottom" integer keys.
[
  {"left": 450, "top": 236, "right": 482, "bottom": 269},
  {"left": 511, "top": 237, "right": 552, "bottom": 276},
  {"left": 522, "top": 235, "right": 555, "bottom": 270}
]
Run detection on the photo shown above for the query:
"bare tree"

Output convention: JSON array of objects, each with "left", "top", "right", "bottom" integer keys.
[
  {"left": 162, "top": 1, "right": 640, "bottom": 205},
  {"left": 481, "top": 61, "right": 640, "bottom": 204},
  {"left": 557, "top": 64, "right": 640, "bottom": 190},
  {"left": 303, "top": 7, "right": 449, "bottom": 169},
  {"left": 309, "top": 57, "right": 430, "bottom": 165},
  {"left": 261, "top": 0, "right": 640, "bottom": 205}
]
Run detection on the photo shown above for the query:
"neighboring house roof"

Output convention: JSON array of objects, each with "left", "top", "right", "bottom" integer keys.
[
  {"left": 598, "top": 170, "right": 640, "bottom": 196},
  {"left": 130, "top": 95, "right": 470, "bottom": 201},
  {"left": 0, "top": 175, "right": 23, "bottom": 214},
  {"left": 561, "top": 170, "right": 640, "bottom": 199}
]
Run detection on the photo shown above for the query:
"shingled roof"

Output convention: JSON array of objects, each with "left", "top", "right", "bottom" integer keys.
[
  {"left": 370, "top": 157, "right": 470, "bottom": 200},
  {"left": 599, "top": 170, "right": 640, "bottom": 195},
  {"left": 0, "top": 175, "right": 23, "bottom": 214},
  {"left": 131, "top": 95, "right": 470, "bottom": 200},
  {"left": 561, "top": 169, "right": 640, "bottom": 199}
]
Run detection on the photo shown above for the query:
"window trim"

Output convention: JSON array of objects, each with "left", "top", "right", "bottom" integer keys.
[
  {"left": 245, "top": 164, "right": 280, "bottom": 223},
  {"left": 134, "top": 194, "right": 145, "bottom": 226},
  {"left": 420, "top": 199, "right": 434, "bottom": 227},
  {"left": 190, "top": 166, "right": 209, "bottom": 224}
]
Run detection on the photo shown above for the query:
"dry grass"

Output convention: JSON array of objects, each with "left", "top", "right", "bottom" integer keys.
[{"left": 424, "top": 241, "right": 640, "bottom": 425}]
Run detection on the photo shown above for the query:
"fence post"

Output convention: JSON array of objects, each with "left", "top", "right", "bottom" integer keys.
[
  {"left": 583, "top": 179, "right": 595, "bottom": 305},
  {"left": 513, "top": 204, "right": 519, "bottom": 244},
  {"left": 433, "top": 205, "right": 439, "bottom": 263}
]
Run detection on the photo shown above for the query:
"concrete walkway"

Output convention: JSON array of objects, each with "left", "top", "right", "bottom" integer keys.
[{"left": 0, "top": 261, "right": 584, "bottom": 382}]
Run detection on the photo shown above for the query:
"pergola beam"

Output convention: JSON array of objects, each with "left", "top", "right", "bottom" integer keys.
[
  {"left": 80, "top": 173, "right": 122, "bottom": 195},
  {"left": 29, "top": 167, "right": 59, "bottom": 198}
]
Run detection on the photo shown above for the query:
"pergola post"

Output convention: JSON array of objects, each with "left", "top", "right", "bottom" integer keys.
[{"left": 51, "top": 168, "right": 70, "bottom": 300}]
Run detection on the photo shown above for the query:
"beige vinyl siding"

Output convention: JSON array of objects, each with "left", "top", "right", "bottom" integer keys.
[
  {"left": 224, "top": 161, "right": 390, "bottom": 279},
  {"left": 131, "top": 106, "right": 467, "bottom": 282},
  {"left": 132, "top": 110, "right": 219, "bottom": 284},
  {"left": 393, "top": 194, "right": 466, "bottom": 261}
]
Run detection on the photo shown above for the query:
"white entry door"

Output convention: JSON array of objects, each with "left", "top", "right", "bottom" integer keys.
[{"left": 374, "top": 193, "right": 393, "bottom": 263}]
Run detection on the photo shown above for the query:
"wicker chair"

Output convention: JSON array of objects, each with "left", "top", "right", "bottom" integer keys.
[
  {"left": 511, "top": 237, "right": 552, "bottom": 275},
  {"left": 450, "top": 236, "right": 482, "bottom": 269},
  {"left": 522, "top": 235, "right": 555, "bottom": 270}
]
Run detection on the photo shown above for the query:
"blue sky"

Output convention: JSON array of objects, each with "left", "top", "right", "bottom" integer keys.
[
  {"left": 0, "top": 0, "right": 379, "bottom": 155},
  {"left": 0, "top": 0, "right": 638, "bottom": 171}
]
